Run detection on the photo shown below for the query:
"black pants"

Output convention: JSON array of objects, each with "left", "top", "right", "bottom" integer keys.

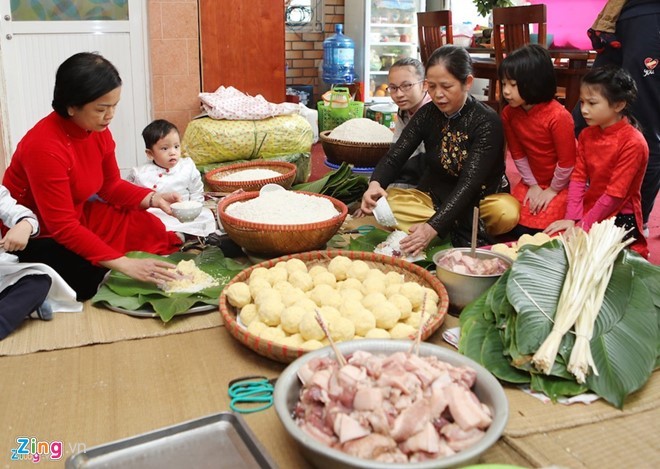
[
  {"left": 15, "top": 238, "right": 108, "bottom": 301},
  {"left": 573, "top": 12, "right": 660, "bottom": 223},
  {"left": 0, "top": 274, "right": 51, "bottom": 340}
]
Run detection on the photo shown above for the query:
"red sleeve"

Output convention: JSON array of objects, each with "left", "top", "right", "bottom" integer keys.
[
  {"left": 572, "top": 135, "right": 589, "bottom": 183},
  {"left": 549, "top": 109, "right": 577, "bottom": 170},
  {"left": 604, "top": 137, "right": 648, "bottom": 199},
  {"left": 22, "top": 145, "right": 125, "bottom": 263},
  {"left": 96, "top": 130, "right": 151, "bottom": 206},
  {"left": 501, "top": 106, "right": 526, "bottom": 160}
]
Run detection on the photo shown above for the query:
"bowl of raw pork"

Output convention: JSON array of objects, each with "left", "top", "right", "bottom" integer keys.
[
  {"left": 217, "top": 190, "right": 348, "bottom": 257},
  {"left": 204, "top": 160, "right": 297, "bottom": 194},
  {"left": 273, "top": 339, "right": 509, "bottom": 469},
  {"left": 432, "top": 248, "right": 512, "bottom": 312}
]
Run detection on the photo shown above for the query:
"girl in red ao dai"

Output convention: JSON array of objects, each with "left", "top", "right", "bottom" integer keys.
[
  {"left": 499, "top": 44, "right": 577, "bottom": 236},
  {"left": 545, "top": 65, "right": 649, "bottom": 258}
]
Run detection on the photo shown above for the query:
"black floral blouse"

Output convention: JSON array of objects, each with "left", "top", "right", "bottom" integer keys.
[{"left": 370, "top": 95, "right": 507, "bottom": 246}]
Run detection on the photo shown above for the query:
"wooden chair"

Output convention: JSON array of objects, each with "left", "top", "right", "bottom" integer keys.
[
  {"left": 417, "top": 10, "right": 453, "bottom": 66},
  {"left": 485, "top": 4, "right": 547, "bottom": 111}
]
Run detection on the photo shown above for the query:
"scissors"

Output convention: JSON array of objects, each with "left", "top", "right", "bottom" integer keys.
[
  {"left": 342, "top": 224, "right": 376, "bottom": 235},
  {"left": 228, "top": 375, "right": 276, "bottom": 414}
]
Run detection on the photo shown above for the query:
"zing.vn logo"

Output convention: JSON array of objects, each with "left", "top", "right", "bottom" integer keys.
[{"left": 10, "top": 437, "right": 62, "bottom": 462}]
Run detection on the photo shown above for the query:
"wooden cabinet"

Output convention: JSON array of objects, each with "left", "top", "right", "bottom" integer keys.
[{"left": 199, "top": 0, "right": 285, "bottom": 102}]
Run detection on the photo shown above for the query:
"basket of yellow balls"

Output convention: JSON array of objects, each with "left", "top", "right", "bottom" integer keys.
[{"left": 219, "top": 250, "right": 449, "bottom": 363}]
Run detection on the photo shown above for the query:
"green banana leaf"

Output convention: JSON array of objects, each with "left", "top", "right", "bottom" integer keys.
[
  {"left": 91, "top": 247, "right": 248, "bottom": 322},
  {"left": 506, "top": 239, "right": 566, "bottom": 355},
  {"left": 293, "top": 162, "right": 369, "bottom": 204},
  {"left": 459, "top": 239, "right": 659, "bottom": 407},
  {"left": 587, "top": 273, "right": 658, "bottom": 408}
]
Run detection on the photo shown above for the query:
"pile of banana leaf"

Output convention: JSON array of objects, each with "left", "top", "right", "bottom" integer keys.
[
  {"left": 459, "top": 239, "right": 660, "bottom": 408},
  {"left": 91, "top": 247, "right": 248, "bottom": 322},
  {"left": 292, "top": 162, "right": 368, "bottom": 204}
]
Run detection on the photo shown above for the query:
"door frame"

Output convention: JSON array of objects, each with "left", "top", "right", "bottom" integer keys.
[{"left": 0, "top": 0, "right": 151, "bottom": 173}]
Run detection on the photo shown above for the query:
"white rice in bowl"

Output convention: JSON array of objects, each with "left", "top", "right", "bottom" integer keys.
[
  {"left": 225, "top": 191, "right": 340, "bottom": 225},
  {"left": 329, "top": 118, "right": 394, "bottom": 143},
  {"left": 216, "top": 168, "right": 282, "bottom": 182}
]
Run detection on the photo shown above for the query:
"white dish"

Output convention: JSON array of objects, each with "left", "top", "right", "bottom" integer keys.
[
  {"left": 259, "top": 183, "right": 286, "bottom": 196},
  {"left": 99, "top": 302, "right": 216, "bottom": 318},
  {"left": 373, "top": 196, "right": 397, "bottom": 227}
]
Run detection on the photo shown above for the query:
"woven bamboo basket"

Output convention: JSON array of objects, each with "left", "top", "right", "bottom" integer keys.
[
  {"left": 204, "top": 160, "right": 297, "bottom": 194},
  {"left": 319, "top": 130, "right": 391, "bottom": 167},
  {"left": 217, "top": 191, "right": 348, "bottom": 257},
  {"left": 219, "top": 250, "right": 449, "bottom": 363}
]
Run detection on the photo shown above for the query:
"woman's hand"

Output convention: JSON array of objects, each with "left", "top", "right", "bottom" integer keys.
[
  {"left": 360, "top": 181, "right": 387, "bottom": 214},
  {"left": 102, "top": 256, "right": 179, "bottom": 286},
  {"left": 525, "top": 186, "right": 557, "bottom": 214},
  {"left": 143, "top": 191, "right": 182, "bottom": 215},
  {"left": 544, "top": 219, "right": 575, "bottom": 236},
  {"left": 399, "top": 223, "right": 437, "bottom": 257},
  {"left": 0, "top": 219, "right": 33, "bottom": 252}
]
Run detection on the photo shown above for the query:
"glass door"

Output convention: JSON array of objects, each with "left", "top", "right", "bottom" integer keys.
[{"left": 367, "top": 0, "right": 422, "bottom": 103}]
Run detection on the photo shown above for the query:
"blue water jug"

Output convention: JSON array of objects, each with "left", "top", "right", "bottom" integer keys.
[{"left": 322, "top": 24, "right": 356, "bottom": 84}]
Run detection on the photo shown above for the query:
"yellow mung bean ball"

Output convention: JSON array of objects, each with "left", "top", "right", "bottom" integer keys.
[
  {"left": 389, "top": 323, "right": 416, "bottom": 339},
  {"left": 346, "top": 260, "right": 370, "bottom": 281},
  {"left": 388, "top": 293, "right": 413, "bottom": 320},
  {"left": 286, "top": 258, "right": 308, "bottom": 274},
  {"left": 225, "top": 281, "right": 251, "bottom": 308},
  {"left": 238, "top": 304, "right": 258, "bottom": 326},
  {"left": 289, "top": 270, "right": 314, "bottom": 292},
  {"left": 280, "top": 305, "right": 306, "bottom": 334},
  {"left": 364, "top": 328, "right": 391, "bottom": 339},
  {"left": 327, "top": 255, "right": 352, "bottom": 281},
  {"left": 372, "top": 301, "right": 401, "bottom": 329}
]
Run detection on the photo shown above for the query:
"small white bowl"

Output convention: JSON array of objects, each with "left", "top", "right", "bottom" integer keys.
[
  {"left": 170, "top": 201, "right": 203, "bottom": 222},
  {"left": 373, "top": 196, "right": 397, "bottom": 227}
]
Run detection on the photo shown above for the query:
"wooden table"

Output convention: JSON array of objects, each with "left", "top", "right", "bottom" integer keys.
[{"left": 468, "top": 47, "right": 596, "bottom": 111}]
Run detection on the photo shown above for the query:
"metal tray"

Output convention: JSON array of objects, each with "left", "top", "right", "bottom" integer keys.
[
  {"left": 65, "top": 412, "right": 277, "bottom": 469},
  {"left": 100, "top": 302, "right": 216, "bottom": 318}
]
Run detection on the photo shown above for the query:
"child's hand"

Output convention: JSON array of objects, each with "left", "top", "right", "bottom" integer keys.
[
  {"left": 544, "top": 219, "right": 575, "bottom": 236},
  {"left": 531, "top": 188, "right": 558, "bottom": 214},
  {"left": 0, "top": 219, "right": 32, "bottom": 251}
]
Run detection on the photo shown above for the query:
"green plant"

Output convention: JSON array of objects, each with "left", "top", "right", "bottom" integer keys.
[{"left": 472, "top": 0, "right": 514, "bottom": 17}]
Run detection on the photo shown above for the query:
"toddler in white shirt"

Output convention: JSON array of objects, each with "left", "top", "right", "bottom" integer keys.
[{"left": 127, "top": 119, "right": 216, "bottom": 238}]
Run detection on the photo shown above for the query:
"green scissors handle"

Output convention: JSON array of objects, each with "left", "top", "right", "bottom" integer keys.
[{"left": 228, "top": 375, "right": 276, "bottom": 414}]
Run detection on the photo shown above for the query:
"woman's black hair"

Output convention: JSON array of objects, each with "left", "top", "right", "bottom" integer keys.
[
  {"left": 390, "top": 57, "right": 425, "bottom": 80},
  {"left": 142, "top": 119, "right": 179, "bottom": 149},
  {"left": 581, "top": 64, "right": 638, "bottom": 119},
  {"left": 426, "top": 45, "right": 473, "bottom": 84},
  {"left": 52, "top": 52, "right": 122, "bottom": 118},
  {"left": 498, "top": 44, "right": 556, "bottom": 104}
]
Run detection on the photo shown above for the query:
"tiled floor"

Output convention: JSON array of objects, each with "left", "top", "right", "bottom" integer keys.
[{"left": 310, "top": 143, "right": 659, "bottom": 264}]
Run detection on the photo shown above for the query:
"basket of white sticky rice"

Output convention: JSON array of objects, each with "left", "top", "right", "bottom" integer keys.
[
  {"left": 204, "top": 160, "right": 297, "bottom": 194},
  {"left": 319, "top": 118, "right": 393, "bottom": 167},
  {"left": 217, "top": 190, "right": 348, "bottom": 256}
]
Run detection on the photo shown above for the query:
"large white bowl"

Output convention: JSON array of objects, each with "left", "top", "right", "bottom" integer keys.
[{"left": 273, "top": 339, "right": 509, "bottom": 469}]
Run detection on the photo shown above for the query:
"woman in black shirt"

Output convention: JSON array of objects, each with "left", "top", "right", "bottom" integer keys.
[{"left": 361, "top": 45, "right": 519, "bottom": 256}]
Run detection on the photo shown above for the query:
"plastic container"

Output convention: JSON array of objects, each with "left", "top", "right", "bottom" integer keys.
[
  {"left": 322, "top": 24, "right": 356, "bottom": 85},
  {"left": 366, "top": 103, "right": 398, "bottom": 130}
]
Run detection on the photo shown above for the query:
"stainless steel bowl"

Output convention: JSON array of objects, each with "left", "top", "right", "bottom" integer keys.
[
  {"left": 273, "top": 340, "right": 509, "bottom": 469},
  {"left": 433, "top": 248, "right": 512, "bottom": 312}
]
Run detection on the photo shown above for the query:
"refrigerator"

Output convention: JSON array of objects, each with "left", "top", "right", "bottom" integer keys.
[{"left": 345, "top": 0, "right": 427, "bottom": 104}]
